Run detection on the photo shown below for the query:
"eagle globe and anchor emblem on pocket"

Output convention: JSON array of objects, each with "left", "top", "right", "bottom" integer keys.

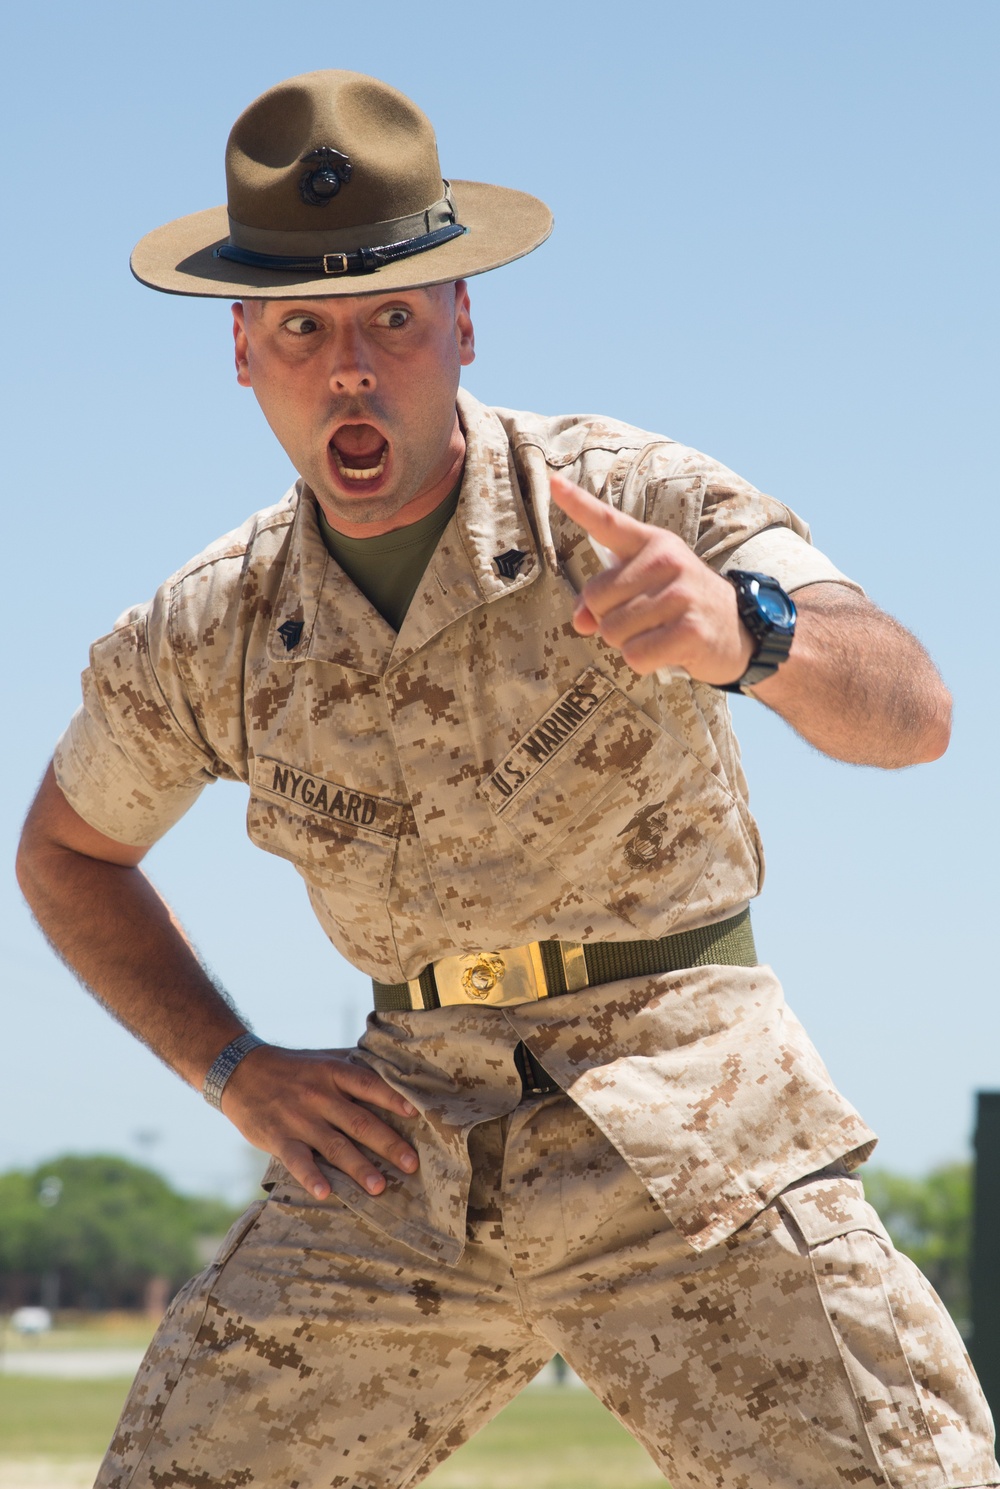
[{"left": 618, "top": 801, "right": 674, "bottom": 870}]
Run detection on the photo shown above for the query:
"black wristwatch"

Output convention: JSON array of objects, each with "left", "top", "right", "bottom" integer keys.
[{"left": 719, "top": 570, "right": 797, "bottom": 692}]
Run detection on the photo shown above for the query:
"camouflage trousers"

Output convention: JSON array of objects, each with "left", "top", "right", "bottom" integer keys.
[{"left": 99, "top": 1094, "right": 998, "bottom": 1489}]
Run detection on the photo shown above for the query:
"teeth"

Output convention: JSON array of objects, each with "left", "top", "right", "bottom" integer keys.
[{"left": 332, "top": 448, "right": 387, "bottom": 481}]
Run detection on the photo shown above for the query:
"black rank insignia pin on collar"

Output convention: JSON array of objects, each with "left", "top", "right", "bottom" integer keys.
[
  {"left": 494, "top": 548, "right": 528, "bottom": 580},
  {"left": 277, "top": 619, "right": 305, "bottom": 651}
]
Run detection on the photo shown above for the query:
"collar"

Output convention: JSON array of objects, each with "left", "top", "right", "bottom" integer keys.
[{"left": 267, "top": 390, "right": 543, "bottom": 675}]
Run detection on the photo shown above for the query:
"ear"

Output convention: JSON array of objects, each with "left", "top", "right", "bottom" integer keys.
[
  {"left": 232, "top": 302, "right": 251, "bottom": 387},
  {"left": 453, "top": 280, "right": 475, "bottom": 367}
]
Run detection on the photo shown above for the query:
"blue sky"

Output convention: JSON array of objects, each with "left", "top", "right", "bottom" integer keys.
[{"left": 1, "top": 1, "right": 997, "bottom": 1202}]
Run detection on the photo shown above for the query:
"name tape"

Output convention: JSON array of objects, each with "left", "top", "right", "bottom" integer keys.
[{"left": 251, "top": 757, "right": 406, "bottom": 838}]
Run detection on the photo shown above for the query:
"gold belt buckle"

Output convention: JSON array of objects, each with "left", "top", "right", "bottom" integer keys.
[
  {"left": 425, "top": 943, "right": 549, "bottom": 1008},
  {"left": 407, "top": 941, "right": 590, "bottom": 1009}
]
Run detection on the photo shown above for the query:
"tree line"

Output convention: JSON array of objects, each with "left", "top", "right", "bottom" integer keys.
[
  {"left": 0, "top": 1154, "right": 973, "bottom": 1323},
  {"left": 862, "top": 1162, "right": 971, "bottom": 1333},
  {"left": 0, "top": 1155, "right": 240, "bottom": 1311}
]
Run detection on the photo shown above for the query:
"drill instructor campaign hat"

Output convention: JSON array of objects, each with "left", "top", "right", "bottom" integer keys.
[{"left": 131, "top": 69, "right": 553, "bottom": 299}]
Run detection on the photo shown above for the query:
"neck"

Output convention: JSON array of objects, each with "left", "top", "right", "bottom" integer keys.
[{"left": 317, "top": 441, "right": 466, "bottom": 540}]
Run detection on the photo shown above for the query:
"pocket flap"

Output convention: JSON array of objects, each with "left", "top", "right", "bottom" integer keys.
[
  {"left": 248, "top": 756, "right": 404, "bottom": 892},
  {"left": 212, "top": 1199, "right": 268, "bottom": 1266},
  {"left": 777, "top": 1175, "right": 890, "bottom": 1247}
]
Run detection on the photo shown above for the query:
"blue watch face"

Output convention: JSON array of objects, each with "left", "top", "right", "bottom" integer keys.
[{"left": 757, "top": 585, "right": 795, "bottom": 627}]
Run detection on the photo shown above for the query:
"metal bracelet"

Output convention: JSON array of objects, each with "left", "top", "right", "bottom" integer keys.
[{"left": 202, "top": 1033, "right": 266, "bottom": 1110}]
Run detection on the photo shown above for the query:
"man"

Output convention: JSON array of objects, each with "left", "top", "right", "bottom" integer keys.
[{"left": 16, "top": 68, "right": 997, "bottom": 1489}]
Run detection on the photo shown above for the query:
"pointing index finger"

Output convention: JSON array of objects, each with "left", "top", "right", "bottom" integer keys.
[{"left": 549, "top": 473, "right": 647, "bottom": 561}]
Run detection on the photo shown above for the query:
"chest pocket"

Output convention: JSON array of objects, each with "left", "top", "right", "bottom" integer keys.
[
  {"left": 480, "top": 667, "right": 758, "bottom": 931},
  {"left": 247, "top": 755, "right": 404, "bottom": 896}
]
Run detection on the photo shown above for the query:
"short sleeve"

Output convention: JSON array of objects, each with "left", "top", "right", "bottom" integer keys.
[
  {"left": 53, "top": 600, "right": 218, "bottom": 847},
  {"left": 723, "top": 525, "right": 864, "bottom": 596},
  {"left": 632, "top": 447, "right": 864, "bottom": 596},
  {"left": 54, "top": 703, "right": 209, "bottom": 846}
]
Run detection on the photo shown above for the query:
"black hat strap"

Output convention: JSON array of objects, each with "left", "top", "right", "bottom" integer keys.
[{"left": 214, "top": 221, "right": 466, "bottom": 277}]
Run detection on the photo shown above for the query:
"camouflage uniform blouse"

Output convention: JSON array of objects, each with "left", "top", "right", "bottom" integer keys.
[{"left": 54, "top": 391, "right": 876, "bottom": 1259}]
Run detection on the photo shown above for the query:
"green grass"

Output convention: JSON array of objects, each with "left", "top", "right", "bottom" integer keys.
[
  {"left": 0, "top": 1379, "right": 665, "bottom": 1487},
  {"left": 425, "top": 1387, "right": 666, "bottom": 1487},
  {"left": 1, "top": 1316, "right": 156, "bottom": 1355},
  {"left": 0, "top": 1377, "right": 128, "bottom": 1458}
]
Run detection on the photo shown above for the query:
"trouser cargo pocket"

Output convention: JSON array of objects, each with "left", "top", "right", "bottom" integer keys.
[{"left": 773, "top": 1172, "right": 998, "bottom": 1489}]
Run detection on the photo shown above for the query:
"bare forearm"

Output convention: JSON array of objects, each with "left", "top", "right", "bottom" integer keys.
[
  {"left": 16, "top": 841, "right": 245, "bottom": 1088},
  {"left": 16, "top": 765, "right": 421, "bottom": 1199},
  {"left": 751, "top": 585, "right": 952, "bottom": 767},
  {"left": 551, "top": 477, "right": 953, "bottom": 771}
]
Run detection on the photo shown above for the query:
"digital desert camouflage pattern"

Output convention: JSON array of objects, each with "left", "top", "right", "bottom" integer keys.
[
  {"left": 55, "top": 388, "right": 859, "bottom": 968},
  {"left": 61, "top": 394, "right": 997, "bottom": 1485},
  {"left": 55, "top": 390, "right": 879, "bottom": 1252},
  {"left": 99, "top": 1092, "right": 999, "bottom": 1489}
]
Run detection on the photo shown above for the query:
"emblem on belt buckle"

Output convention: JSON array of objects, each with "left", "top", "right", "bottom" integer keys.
[{"left": 461, "top": 953, "right": 506, "bottom": 999}]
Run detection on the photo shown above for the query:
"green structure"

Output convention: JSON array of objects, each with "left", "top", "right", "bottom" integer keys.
[{"left": 971, "top": 1092, "right": 1000, "bottom": 1421}]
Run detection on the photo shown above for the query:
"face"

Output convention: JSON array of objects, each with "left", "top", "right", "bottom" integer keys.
[{"left": 232, "top": 281, "right": 475, "bottom": 536}]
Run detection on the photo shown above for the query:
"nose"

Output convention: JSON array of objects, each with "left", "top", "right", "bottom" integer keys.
[{"left": 329, "top": 325, "right": 375, "bottom": 396}]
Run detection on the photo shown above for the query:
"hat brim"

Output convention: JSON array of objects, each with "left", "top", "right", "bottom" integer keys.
[{"left": 130, "top": 180, "right": 553, "bottom": 298}]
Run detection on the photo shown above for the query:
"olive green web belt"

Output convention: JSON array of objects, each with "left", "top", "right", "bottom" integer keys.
[{"left": 371, "top": 909, "right": 757, "bottom": 1012}]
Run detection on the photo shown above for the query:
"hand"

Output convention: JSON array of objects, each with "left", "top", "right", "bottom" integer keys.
[
  {"left": 221, "top": 1044, "right": 420, "bottom": 1199},
  {"left": 549, "top": 473, "right": 754, "bottom": 685}
]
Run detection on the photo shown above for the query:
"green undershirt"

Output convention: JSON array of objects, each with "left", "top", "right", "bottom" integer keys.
[{"left": 317, "top": 480, "right": 462, "bottom": 632}]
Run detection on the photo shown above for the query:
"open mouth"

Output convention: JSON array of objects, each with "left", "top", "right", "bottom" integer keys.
[{"left": 329, "top": 423, "right": 389, "bottom": 483}]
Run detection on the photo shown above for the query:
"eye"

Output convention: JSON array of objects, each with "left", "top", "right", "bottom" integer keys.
[
  {"left": 282, "top": 313, "right": 321, "bottom": 336},
  {"left": 373, "top": 306, "right": 411, "bottom": 330}
]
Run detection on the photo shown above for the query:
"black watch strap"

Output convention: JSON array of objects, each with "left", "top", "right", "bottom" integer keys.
[{"left": 719, "top": 570, "right": 797, "bottom": 693}]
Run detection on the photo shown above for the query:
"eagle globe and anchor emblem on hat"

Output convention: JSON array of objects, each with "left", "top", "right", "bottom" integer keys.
[{"left": 298, "top": 146, "right": 353, "bottom": 206}]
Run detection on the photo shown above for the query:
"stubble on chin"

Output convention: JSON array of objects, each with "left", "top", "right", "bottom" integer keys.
[
  {"left": 310, "top": 467, "right": 418, "bottom": 533},
  {"left": 318, "top": 492, "right": 408, "bottom": 529}
]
